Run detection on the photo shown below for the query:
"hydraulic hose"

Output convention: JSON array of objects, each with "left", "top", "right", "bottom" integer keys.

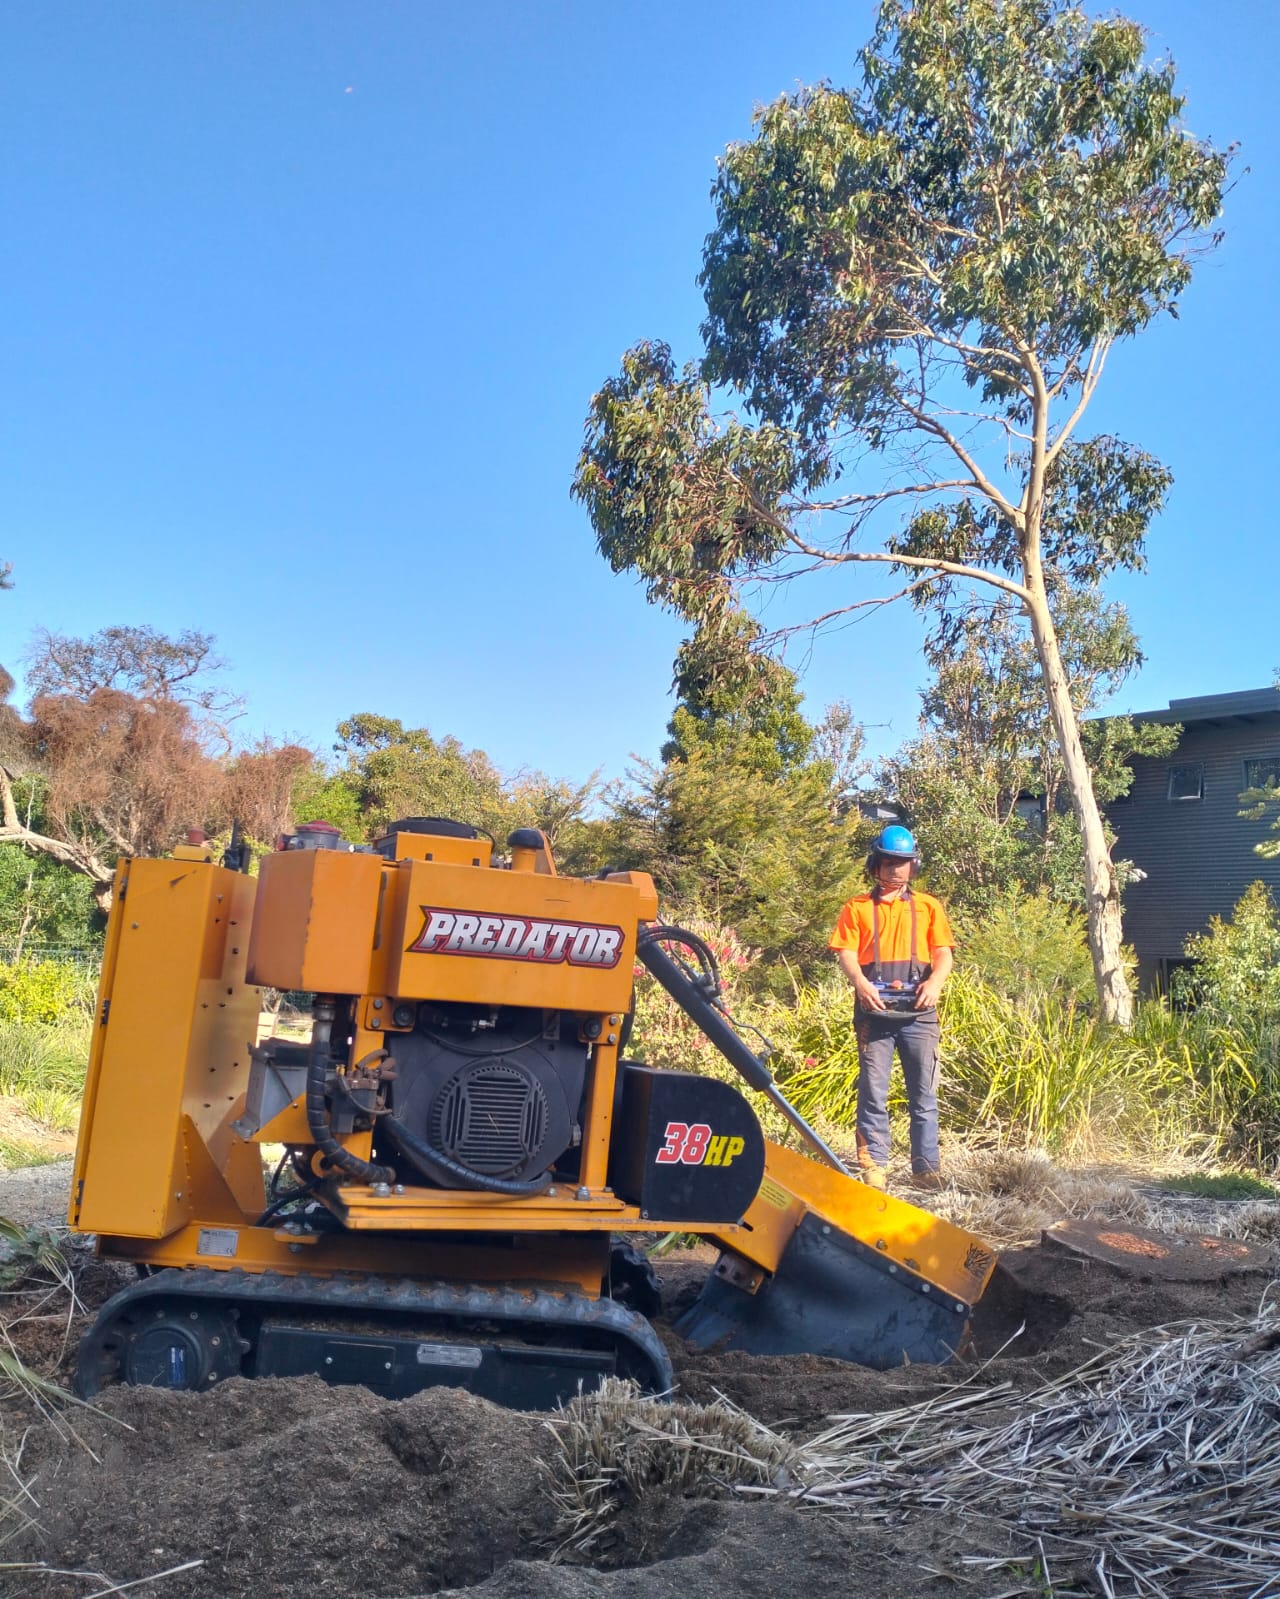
[
  {"left": 379, "top": 1112, "right": 555, "bottom": 1196},
  {"left": 636, "top": 926, "right": 851, "bottom": 1175},
  {"left": 304, "top": 997, "right": 397, "bottom": 1187}
]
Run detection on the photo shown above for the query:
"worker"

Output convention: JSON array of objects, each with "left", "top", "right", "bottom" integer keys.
[{"left": 828, "top": 824, "right": 955, "bottom": 1191}]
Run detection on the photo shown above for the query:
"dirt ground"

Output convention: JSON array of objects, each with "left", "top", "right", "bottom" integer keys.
[{"left": 0, "top": 1161, "right": 1276, "bottom": 1599}]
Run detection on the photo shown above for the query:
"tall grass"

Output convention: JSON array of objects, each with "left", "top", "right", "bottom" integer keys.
[
  {"left": 0, "top": 1014, "right": 92, "bottom": 1164},
  {"left": 758, "top": 970, "right": 1280, "bottom": 1166},
  {"left": 0, "top": 959, "right": 95, "bottom": 1159}
]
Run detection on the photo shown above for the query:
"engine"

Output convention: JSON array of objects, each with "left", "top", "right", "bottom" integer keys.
[{"left": 376, "top": 1002, "right": 589, "bottom": 1188}]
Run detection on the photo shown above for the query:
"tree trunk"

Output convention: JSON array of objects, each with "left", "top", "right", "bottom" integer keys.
[
  {"left": 1, "top": 768, "right": 117, "bottom": 915},
  {"left": 1024, "top": 587, "right": 1134, "bottom": 1026}
]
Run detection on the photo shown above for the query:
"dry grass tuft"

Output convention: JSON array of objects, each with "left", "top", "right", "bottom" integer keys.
[
  {"left": 895, "top": 1146, "right": 1280, "bottom": 1251},
  {"left": 545, "top": 1376, "right": 803, "bottom": 1560}
]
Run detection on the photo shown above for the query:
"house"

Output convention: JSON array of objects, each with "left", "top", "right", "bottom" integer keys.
[{"left": 1106, "top": 687, "right": 1280, "bottom": 991}]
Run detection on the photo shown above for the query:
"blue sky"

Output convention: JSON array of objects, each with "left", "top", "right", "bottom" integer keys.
[{"left": 1, "top": 1, "right": 1274, "bottom": 790}]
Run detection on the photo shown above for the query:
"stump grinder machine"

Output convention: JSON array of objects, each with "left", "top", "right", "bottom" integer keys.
[{"left": 69, "top": 817, "right": 998, "bottom": 1408}]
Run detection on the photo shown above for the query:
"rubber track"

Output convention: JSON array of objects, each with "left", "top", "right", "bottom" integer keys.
[{"left": 75, "top": 1266, "right": 674, "bottom": 1397}]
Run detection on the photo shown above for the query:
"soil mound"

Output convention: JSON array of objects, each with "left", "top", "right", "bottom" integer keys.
[
  {"left": 3, "top": 1192, "right": 1277, "bottom": 1598},
  {"left": 10, "top": 1379, "right": 557, "bottom": 1598}
]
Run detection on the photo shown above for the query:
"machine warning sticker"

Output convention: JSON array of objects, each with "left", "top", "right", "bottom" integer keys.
[
  {"left": 416, "top": 1342, "right": 484, "bottom": 1368},
  {"left": 655, "top": 1122, "right": 745, "bottom": 1168},
  {"left": 196, "top": 1228, "right": 239, "bottom": 1258},
  {"left": 408, "top": 907, "right": 625, "bottom": 969},
  {"left": 756, "top": 1177, "right": 792, "bottom": 1210}
]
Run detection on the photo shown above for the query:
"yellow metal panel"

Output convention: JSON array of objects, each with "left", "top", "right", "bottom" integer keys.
[
  {"left": 97, "top": 1221, "right": 610, "bottom": 1292},
  {"left": 253, "top": 1092, "right": 312, "bottom": 1145},
  {"left": 385, "top": 859, "right": 641, "bottom": 1011},
  {"left": 70, "top": 860, "right": 129, "bottom": 1228},
  {"left": 577, "top": 1039, "right": 622, "bottom": 1191},
  {"left": 383, "top": 831, "right": 493, "bottom": 867},
  {"left": 603, "top": 871, "right": 659, "bottom": 920},
  {"left": 723, "top": 1141, "right": 997, "bottom": 1305},
  {"left": 74, "top": 860, "right": 264, "bottom": 1239},
  {"left": 246, "top": 850, "right": 383, "bottom": 993}
]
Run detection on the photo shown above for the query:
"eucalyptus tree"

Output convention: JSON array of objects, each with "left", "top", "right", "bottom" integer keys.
[
  {"left": 573, "top": 0, "right": 1230, "bottom": 1023},
  {"left": 885, "top": 588, "right": 1178, "bottom": 917}
]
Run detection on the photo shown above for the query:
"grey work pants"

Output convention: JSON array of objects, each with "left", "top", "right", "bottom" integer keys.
[{"left": 853, "top": 1008, "right": 941, "bottom": 1174}]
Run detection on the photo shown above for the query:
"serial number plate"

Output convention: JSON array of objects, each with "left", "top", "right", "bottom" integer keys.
[
  {"left": 196, "top": 1228, "right": 239, "bottom": 1258},
  {"left": 416, "top": 1342, "right": 483, "bottom": 1368}
]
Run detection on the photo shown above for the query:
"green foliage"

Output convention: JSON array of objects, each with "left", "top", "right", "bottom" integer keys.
[
  {"left": 0, "top": 836, "right": 99, "bottom": 952},
  {"left": 958, "top": 888, "right": 1096, "bottom": 1007},
  {"left": 0, "top": 1011, "right": 91, "bottom": 1156},
  {"left": 935, "top": 972, "right": 1198, "bottom": 1155},
  {"left": 0, "top": 1136, "right": 63, "bottom": 1171},
  {"left": 1239, "top": 775, "right": 1280, "bottom": 861},
  {"left": 701, "top": 0, "right": 1228, "bottom": 454},
  {"left": 0, "top": 1216, "right": 70, "bottom": 1287},
  {"left": 575, "top": 0, "right": 1231, "bottom": 1023},
  {"left": 1178, "top": 882, "right": 1280, "bottom": 1027},
  {"left": 329, "top": 714, "right": 601, "bottom": 860},
  {"left": 290, "top": 764, "right": 365, "bottom": 841},
  {"left": 605, "top": 699, "right": 863, "bottom": 984},
  {"left": 0, "top": 959, "right": 94, "bottom": 1025}
]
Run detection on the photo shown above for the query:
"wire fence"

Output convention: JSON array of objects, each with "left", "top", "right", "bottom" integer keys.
[{"left": 0, "top": 946, "right": 103, "bottom": 972}]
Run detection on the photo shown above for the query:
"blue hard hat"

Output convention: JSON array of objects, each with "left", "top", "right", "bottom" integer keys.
[{"left": 874, "top": 824, "right": 919, "bottom": 859}]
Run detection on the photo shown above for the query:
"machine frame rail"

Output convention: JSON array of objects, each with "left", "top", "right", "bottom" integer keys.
[{"left": 76, "top": 1266, "right": 674, "bottom": 1408}]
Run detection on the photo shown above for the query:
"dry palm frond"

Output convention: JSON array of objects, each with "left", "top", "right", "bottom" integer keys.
[
  {"left": 770, "top": 1299, "right": 1280, "bottom": 1598},
  {"left": 545, "top": 1377, "right": 803, "bottom": 1560},
  {"left": 549, "top": 1305, "right": 1280, "bottom": 1594}
]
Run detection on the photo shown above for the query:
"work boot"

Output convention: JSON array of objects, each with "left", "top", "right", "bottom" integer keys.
[
  {"left": 859, "top": 1164, "right": 888, "bottom": 1191},
  {"left": 910, "top": 1168, "right": 944, "bottom": 1192}
]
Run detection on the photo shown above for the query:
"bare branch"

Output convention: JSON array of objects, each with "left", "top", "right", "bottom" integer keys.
[
  {"left": 757, "top": 573, "right": 949, "bottom": 645},
  {"left": 896, "top": 397, "right": 1024, "bottom": 529},
  {"left": 801, "top": 478, "right": 982, "bottom": 511},
  {"left": 1046, "top": 340, "right": 1111, "bottom": 467},
  {"left": 883, "top": 317, "right": 1034, "bottom": 401},
  {"left": 785, "top": 530, "right": 1032, "bottom": 603}
]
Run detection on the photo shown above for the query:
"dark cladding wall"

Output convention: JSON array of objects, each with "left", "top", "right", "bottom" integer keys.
[{"left": 1108, "top": 712, "right": 1280, "bottom": 989}]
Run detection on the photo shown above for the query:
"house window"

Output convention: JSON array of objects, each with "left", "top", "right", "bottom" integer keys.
[
  {"left": 1243, "top": 757, "right": 1280, "bottom": 792},
  {"left": 1167, "top": 763, "right": 1203, "bottom": 802}
]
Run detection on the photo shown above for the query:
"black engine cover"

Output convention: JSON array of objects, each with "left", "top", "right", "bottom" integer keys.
[
  {"left": 609, "top": 1062, "right": 765, "bottom": 1223},
  {"left": 386, "top": 1009, "right": 588, "bottom": 1182}
]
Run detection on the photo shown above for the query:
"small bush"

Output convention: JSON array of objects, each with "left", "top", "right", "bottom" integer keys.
[
  {"left": 0, "top": 960, "right": 94, "bottom": 1026},
  {"left": 1177, "top": 882, "right": 1280, "bottom": 1026},
  {"left": 957, "top": 888, "right": 1096, "bottom": 1007}
]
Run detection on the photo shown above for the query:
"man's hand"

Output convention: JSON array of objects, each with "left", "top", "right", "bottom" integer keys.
[
  {"left": 855, "top": 977, "right": 887, "bottom": 1012},
  {"left": 914, "top": 947, "right": 953, "bottom": 1009}
]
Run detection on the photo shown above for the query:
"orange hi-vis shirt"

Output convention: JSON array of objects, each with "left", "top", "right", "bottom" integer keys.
[{"left": 828, "top": 888, "right": 955, "bottom": 986}]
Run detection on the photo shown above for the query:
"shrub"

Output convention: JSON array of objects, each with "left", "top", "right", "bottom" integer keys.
[
  {"left": 1177, "top": 882, "right": 1280, "bottom": 1027},
  {"left": 956, "top": 888, "right": 1096, "bottom": 1007},
  {"left": 0, "top": 959, "right": 94, "bottom": 1025}
]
